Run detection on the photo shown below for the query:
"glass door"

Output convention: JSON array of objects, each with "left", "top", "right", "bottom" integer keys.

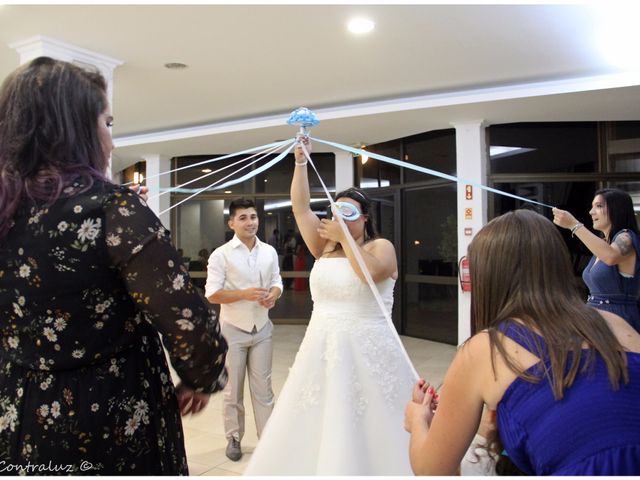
[{"left": 402, "top": 184, "right": 458, "bottom": 344}]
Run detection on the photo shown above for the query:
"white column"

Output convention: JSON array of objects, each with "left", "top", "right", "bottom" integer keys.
[
  {"left": 452, "top": 120, "right": 488, "bottom": 345},
  {"left": 334, "top": 150, "right": 354, "bottom": 193},
  {"left": 10, "top": 36, "right": 123, "bottom": 178},
  {"left": 143, "top": 154, "right": 171, "bottom": 228}
]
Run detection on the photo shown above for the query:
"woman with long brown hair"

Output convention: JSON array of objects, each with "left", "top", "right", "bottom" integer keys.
[
  {"left": 0, "top": 57, "right": 227, "bottom": 474},
  {"left": 405, "top": 209, "right": 640, "bottom": 475}
]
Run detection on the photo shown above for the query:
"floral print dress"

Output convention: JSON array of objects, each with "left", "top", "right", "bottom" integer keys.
[{"left": 0, "top": 180, "right": 227, "bottom": 475}]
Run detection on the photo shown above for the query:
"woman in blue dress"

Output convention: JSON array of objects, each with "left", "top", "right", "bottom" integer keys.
[
  {"left": 404, "top": 210, "right": 640, "bottom": 475},
  {"left": 553, "top": 188, "right": 640, "bottom": 332}
]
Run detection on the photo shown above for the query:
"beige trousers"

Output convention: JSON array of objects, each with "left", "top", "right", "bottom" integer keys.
[{"left": 221, "top": 320, "right": 274, "bottom": 442}]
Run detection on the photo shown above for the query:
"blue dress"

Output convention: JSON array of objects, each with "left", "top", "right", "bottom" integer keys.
[
  {"left": 582, "top": 229, "right": 640, "bottom": 332},
  {"left": 496, "top": 322, "right": 640, "bottom": 475}
]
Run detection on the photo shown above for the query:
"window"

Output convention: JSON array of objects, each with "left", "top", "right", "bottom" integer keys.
[{"left": 490, "top": 122, "right": 598, "bottom": 174}]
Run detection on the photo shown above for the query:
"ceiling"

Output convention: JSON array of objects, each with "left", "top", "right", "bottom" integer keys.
[{"left": 1, "top": 3, "right": 639, "bottom": 174}]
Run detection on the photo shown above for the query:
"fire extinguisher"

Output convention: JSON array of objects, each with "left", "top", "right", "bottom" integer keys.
[{"left": 458, "top": 256, "right": 471, "bottom": 292}]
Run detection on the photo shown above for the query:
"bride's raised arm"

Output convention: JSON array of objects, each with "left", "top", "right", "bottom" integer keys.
[{"left": 291, "top": 138, "right": 327, "bottom": 259}]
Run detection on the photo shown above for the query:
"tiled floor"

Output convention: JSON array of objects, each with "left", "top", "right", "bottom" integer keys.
[{"left": 178, "top": 324, "right": 457, "bottom": 476}]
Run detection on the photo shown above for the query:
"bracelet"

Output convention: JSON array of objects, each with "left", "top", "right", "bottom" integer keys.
[
  {"left": 570, "top": 223, "right": 584, "bottom": 237},
  {"left": 295, "top": 160, "right": 307, "bottom": 166}
]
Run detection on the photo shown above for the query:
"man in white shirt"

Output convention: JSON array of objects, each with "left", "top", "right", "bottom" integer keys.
[{"left": 205, "top": 198, "right": 283, "bottom": 462}]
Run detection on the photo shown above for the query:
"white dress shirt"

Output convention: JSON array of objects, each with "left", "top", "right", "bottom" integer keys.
[{"left": 205, "top": 234, "right": 283, "bottom": 332}]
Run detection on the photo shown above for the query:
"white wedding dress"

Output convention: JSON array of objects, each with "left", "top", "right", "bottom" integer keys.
[{"left": 245, "top": 257, "right": 416, "bottom": 475}]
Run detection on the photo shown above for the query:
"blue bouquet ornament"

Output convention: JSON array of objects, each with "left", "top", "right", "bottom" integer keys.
[{"left": 287, "top": 107, "right": 320, "bottom": 135}]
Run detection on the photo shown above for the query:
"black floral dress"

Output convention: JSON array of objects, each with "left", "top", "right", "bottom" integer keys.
[{"left": 0, "top": 179, "right": 227, "bottom": 475}]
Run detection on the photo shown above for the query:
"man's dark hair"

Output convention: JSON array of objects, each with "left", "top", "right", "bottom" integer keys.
[{"left": 229, "top": 198, "right": 256, "bottom": 217}]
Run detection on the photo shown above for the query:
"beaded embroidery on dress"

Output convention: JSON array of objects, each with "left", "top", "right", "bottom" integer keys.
[{"left": 245, "top": 257, "right": 415, "bottom": 475}]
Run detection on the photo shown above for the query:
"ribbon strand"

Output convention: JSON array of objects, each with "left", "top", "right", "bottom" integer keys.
[
  {"left": 122, "top": 139, "right": 293, "bottom": 187},
  {"left": 311, "top": 136, "right": 553, "bottom": 209},
  {"left": 159, "top": 139, "right": 296, "bottom": 216},
  {"left": 149, "top": 142, "right": 288, "bottom": 201}
]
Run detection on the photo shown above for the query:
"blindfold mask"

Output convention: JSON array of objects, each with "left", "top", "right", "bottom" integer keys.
[{"left": 327, "top": 201, "right": 362, "bottom": 222}]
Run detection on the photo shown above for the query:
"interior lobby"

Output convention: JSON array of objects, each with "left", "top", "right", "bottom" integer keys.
[{"left": 2, "top": 3, "right": 640, "bottom": 474}]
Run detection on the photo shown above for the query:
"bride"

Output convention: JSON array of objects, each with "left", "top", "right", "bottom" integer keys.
[{"left": 244, "top": 138, "right": 416, "bottom": 475}]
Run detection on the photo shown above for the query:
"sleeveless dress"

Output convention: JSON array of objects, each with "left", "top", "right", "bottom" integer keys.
[
  {"left": 244, "top": 257, "right": 415, "bottom": 475},
  {"left": 582, "top": 229, "right": 640, "bottom": 332},
  {"left": 496, "top": 322, "right": 640, "bottom": 475}
]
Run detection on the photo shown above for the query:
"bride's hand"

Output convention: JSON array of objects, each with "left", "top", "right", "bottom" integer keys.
[
  {"left": 294, "top": 136, "right": 312, "bottom": 164},
  {"left": 317, "top": 218, "right": 346, "bottom": 243}
]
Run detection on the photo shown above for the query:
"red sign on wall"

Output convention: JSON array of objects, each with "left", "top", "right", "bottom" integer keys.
[{"left": 465, "top": 185, "right": 473, "bottom": 200}]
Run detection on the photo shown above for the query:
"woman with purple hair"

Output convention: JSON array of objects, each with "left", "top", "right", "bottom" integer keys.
[{"left": 0, "top": 57, "right": 227, "bottom": 474}]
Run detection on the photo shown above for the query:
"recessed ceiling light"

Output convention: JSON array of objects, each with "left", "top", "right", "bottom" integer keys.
[
  {"left": 224, "top": 190, "right": 232, "bottom": 194},
  {"left": 164, "top": 62, "right": 188, "bottom": 70},
  {"left": 348, "top": 18, "right": 375, "bottom": 34},
  {"left": 202, "top": 168, "right": 212, "bottom": 173}
]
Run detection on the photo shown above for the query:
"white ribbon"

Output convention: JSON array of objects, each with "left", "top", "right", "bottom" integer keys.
[{"left": 159, "top": 139, "right": 295, "bottom": 216}]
